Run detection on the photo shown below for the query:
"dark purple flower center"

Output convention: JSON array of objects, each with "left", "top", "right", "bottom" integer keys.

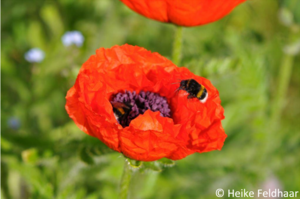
[{"left": 110, "top": 91, "right": 171, "bottom": 127}]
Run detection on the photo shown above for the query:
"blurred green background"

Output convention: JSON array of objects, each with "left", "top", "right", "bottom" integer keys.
[{"left": 1, "top": 0, "right": 300, "bottom": 198}]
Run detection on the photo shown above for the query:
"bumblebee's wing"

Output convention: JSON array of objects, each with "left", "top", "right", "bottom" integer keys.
[{"left": 111, "top": 102, "right": 131, "bottom": 109}]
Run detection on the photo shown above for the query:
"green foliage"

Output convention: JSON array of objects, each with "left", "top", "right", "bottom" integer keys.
[
  {"left": 125, "top": 157, "right": 175, "bottom": 173},
  {"left": 1, "top": 0, "right": 300, "bottom": 198}
]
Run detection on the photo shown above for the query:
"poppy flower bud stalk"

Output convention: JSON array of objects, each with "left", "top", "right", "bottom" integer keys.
[{"left": 172, "top": 26, "right": 183, "bottom": 66}]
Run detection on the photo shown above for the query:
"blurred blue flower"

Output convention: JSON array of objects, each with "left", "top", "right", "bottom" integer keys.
[
  {"left": 25, "top": 48, "right": 45, "bottom": 63},
  {"left": 61, "top": 31, "right": 84, "bottom": 47},
  {"left": 7, "top": 117, "right": 21, "bottom": 130}
]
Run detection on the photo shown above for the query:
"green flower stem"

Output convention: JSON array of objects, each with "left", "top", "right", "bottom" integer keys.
[
  {"left": 263, "top": 53, "right": 294, "bottom": 160},
  {"left": 270, "top": 54, "right": 294, "bottom": 129},
  {"left": 172, "top": 26, "right": 183, "bottom": 66},
  {"left": 119, "top": 159, "right": 133, "bottom": 199}
]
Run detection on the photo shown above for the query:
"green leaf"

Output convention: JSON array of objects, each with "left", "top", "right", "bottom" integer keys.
[
  {"left": 22, "top": 148, "right": 39, "bottom": 164},
  {"left": 141, "top": 162, "right": 162, "bottom": 172},
  {"left": 90, "top": 145, "right": 114, "bottom": 156},
  {"left": 40, "top": 5, "right": 64, "bottom": 37},
  {"left": 186, "top": 57, "right": 240, "bottom": 77},
  {"left": 157, "top": 158, "right": 175, "bottom": 168},
  {"left": 27, "top": 20, "right": 46, "bottom": 49},
  {"left": 126, "top": 158, "right": 143, "bottom": 169},
  {"left": 78, "top": 146, "right": 94, "bottom": 165}
]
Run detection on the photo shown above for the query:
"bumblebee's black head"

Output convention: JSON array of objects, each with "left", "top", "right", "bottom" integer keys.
[{"left": 179, "top": 80, "right": 189, "bottom": 90}]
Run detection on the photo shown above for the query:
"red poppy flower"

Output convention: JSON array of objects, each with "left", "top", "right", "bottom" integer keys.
[
  {"left": 65, "top": 44, "right": 226, "bottom": 161},
  {"left": 120, "top": 0, "right": 246, "bottom": 27}
]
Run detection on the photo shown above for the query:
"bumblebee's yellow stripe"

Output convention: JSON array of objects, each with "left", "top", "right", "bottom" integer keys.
[
  {"left": 117, "top": 108, "right": 125, "bottom": 115},
  {"left": 197, "top": 85, "right": 205, "bottom": 98}
]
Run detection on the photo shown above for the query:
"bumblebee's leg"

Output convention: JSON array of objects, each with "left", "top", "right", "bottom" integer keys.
[
  {"left": 187, "top": 94, "right": 195, "bottom": 99},
  {"left": 174, "top": 87, "right": 181, "bottom": 95}
]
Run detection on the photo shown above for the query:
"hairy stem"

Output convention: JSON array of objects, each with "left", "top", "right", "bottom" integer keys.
[
  {"left": 172, "top": 26, "right": 183, "bottom": 66},
  {"left": 119, "top": 159, "right": 133, "bottom": 199}
]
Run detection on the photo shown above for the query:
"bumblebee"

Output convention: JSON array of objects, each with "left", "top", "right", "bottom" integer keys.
[
  {"left": 178, "top": 79, "right": 208, "bottom": 103},
  {"left": 111, "top": 102, "right": 132, "bottom": 125}
]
